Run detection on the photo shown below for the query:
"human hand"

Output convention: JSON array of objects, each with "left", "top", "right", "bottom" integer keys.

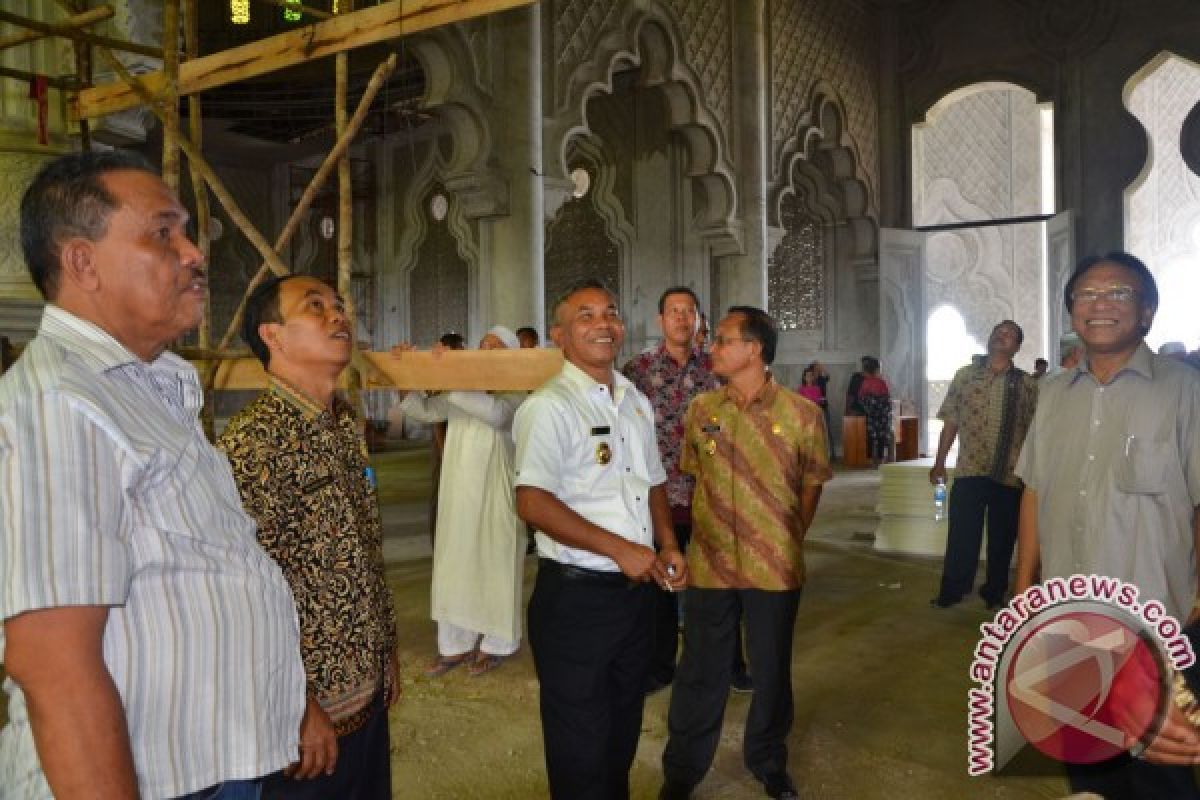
[
  {"left": 613, "top": 540, "right": 659, "bottom": 582},
  {"left": 386, "top": 650, "right": 402, "bottom": 708},
  {"left": 929, "top": 464, "right": 947, "bottom": 486},
  {"left": 657, "top": 547, "right": 688, "bottom": 592},
  {"left": 431, "top": 343, "right": 448, "bottom": 358},
  {"left": 1131, "top": 693, "right": 1200, "bottom": 765},
  {"left": 287, "top": 697, "right": 338, "bottom": 779},
  {"left": 389, "top": 343, "right": 416, "bottom": 358}
]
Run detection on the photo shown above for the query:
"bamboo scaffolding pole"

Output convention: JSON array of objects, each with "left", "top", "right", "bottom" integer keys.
[
  {"left": 0, "top": 9, "right": 161, "bottom": 59},
  {"left": 0, "top": 6, "right": 111, "bottom": 52},
  {"left": 78, "top": 0, "right": 535, "bottom": 118},
  {"left": 0, "top": 66, "right": 77, "bottom": 90},
  {"left": 251, "top": 0, "right": 332, "bottom": 21},
  {"left": 335, "top": 2, "right": 360, "bottom": 405},
  {"left": 97, "top": 49, "right": 290, "bottom": 278},
  {"left": 211, "top": 53, "right": 398, "bottom": 358},
  {"left": 161, "top": 0, "right": 181, "bottom": 193}
]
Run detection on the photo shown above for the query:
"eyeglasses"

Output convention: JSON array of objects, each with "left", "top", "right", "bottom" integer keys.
[
  {"left": 711, "top": 335, "right": 753, "bottom": 347},
  {"left": 1071, "top": 286, "right": 1139, "bottom": 305}
]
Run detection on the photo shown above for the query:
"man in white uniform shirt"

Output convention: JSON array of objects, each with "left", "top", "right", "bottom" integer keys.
[
  {"left": 0, "top": 151, "right": 304, "bottom": 800},
  {"left": 514, "top": 279, "right": 688, "bottom": 800}
]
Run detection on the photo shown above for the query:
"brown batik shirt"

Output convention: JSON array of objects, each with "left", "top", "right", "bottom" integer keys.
[
  {"left": 218, "top": 377, "right": 397, "bottom": 735},
  {"left": 938, "top": 361, "right": 1038, "bottom": 487}
]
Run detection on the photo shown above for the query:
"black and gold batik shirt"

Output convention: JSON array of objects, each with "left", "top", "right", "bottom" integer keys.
[{"left": 218, "top": 377, "right": 397, "bottom": 735}]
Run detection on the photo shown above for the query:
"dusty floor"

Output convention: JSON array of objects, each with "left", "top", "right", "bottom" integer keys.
[
  {"left": 0, "top": 452, "right": 1074, "bottom": 798},
  {"left": 384, "top": 459, "right": 1071, "bottom": 800}
]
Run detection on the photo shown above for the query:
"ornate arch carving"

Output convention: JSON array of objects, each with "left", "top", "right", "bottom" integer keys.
[
  {"left": 545, "top": 5, "right": 739, "bottom": 254},
  {"left": 770, "top": 86, "right": 876, "bottom": 265}
]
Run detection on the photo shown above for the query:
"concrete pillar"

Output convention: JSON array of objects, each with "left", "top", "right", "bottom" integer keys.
[
  {"left": 480, "top": 4, "right": 544, "bottom": 336},
  {"left": 718, "top": 0, "right": 768, "bottom": 309}
]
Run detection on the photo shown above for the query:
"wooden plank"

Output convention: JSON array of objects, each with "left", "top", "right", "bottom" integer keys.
[
  {"left": 76, "top": 0, "right": 535, "bottom": 118},
  {"left": 204, "top": 349, "right": 565, "bottom": 392},
  {"left": 0, "top": 65, "right": 78, "bottom": 90},
  {"left": 0, "top": 8, "right": 161, "bottom": 59}
]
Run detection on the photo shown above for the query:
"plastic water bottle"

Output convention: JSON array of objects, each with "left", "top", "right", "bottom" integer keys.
[{"left": 933, "top": 478, "right": 947, "bottom": 522}]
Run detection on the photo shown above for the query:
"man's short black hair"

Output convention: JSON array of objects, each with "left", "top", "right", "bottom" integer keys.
[
  {"left": 727, "top": 305, "right": 778, "bottom": 365},
  {"left": 658, "top": 286, "right": 699, "bottom": 314},
  {"left": 1034, "top": 357, "right": 1049, "bottom": 368},
  {"left": 439, "top": 331, "right": 465, "bottom": 350},
  {"left": 516, "top": 326, "right": 539, "bottom": 345},
  {"left": 242, "top": 275, "right": 295, "bottom": 367},
  {"left": 551, "top": 279, "right": 618, "bottom": 325},
  {"left": 20, "top": 149, "right": 156, "bottom": 299},
  {"left": 1064, "top": 251, "right": 1159, "bottom": 316}
]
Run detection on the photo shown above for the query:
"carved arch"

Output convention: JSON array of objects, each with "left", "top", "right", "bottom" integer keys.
[
  {"left": 770, "top": 86, "right": 876, "bottom": 265},
  {"left": 545, "top": 5, "right": 739, "bottom": 254}
]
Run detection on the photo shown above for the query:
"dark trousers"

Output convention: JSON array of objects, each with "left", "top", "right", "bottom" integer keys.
[
  {"left": 649, "top": 524, "right": 747, "bottom": 685},
  {"left": 662, "top": 588, "right": 801, "bottom": 787},
  {"left": 1066, "top": 754, "right": 1200, "bottom": 799},
  {"left": 264, "top": 693, "right": 392, "bottom": 800},
  {"left": 528, "top": 559, "right": 655, "bottom": 800},
  {"left": 936, "top": 476, "right": 1021, "bottom": 605}
]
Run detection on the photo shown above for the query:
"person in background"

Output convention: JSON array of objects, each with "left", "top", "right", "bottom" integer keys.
[
  {"left": 856, "top": 356, "right": 891, "bottom": 468},
  {"left": 694, "top": 311, "right": 710, "bottom": 351},
  {"left": 0, "top": 150, "right": 304, "bottom": 799},
  {"left": 517, "top": 326, "right": 540, "bottom": 349},
  {"left": 397, "top": 327, "right": 528, "bottom": 678},
  {"left": 218, "top": 275, "right": 399, "bottom": 798},
  {"left": 796, "top": 365, "right": 824, "bottom": 406},
  {"left": 844, "top": 357, "right": 867, "bottom": 417},
  {"left": 1033, "top": 357, "right": 1049, "bottom": 378}
]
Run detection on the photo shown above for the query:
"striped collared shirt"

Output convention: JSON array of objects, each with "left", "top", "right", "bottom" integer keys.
[
  {"left": 0, "top": 306, "right": 304, "bottom": 799},
  {"left": 683, "top": 377, "right": 832, "bottom": 590}
]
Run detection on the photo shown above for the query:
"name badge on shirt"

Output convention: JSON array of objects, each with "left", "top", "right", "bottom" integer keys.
[
  {"left": 590, "top": 426, "right": 611, "bottom": 435},
  {"left": 595, "top": 441, "right": 613, "bottom": 465}
]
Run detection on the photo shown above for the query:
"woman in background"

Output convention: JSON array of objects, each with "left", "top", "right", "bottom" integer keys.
[{"left": 856, "top": 356, "right": 891, "bottom": 468}]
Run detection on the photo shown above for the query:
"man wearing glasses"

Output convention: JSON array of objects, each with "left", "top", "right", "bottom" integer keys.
[
  {"left": 1015, "top": 251, "right": 1200, "bottom": 797},
  {"left": 659, "top": 307, "right": 831, "bottom": 800}
]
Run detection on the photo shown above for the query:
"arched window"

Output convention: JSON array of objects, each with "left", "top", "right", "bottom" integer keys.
[
  {"left": 544, "top": 167, "right": 620, "bottom": 326},
  {"left": 409, "top": 190, "right": 468, "bottom": 346},
  {"left": 768, "top": 191, "right": 825, "bottom": 332},
  {"left": 1124, "top": 53, "right": 1200, "bottom": 352}
]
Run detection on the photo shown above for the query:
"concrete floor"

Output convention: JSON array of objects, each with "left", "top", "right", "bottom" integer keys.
[{"left": 382, "top": 451, "right": 1074, "bottom": 799}]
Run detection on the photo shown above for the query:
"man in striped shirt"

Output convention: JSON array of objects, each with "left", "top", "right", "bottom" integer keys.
[
  {"left": 0, "top": 151, "right": 304, "bottom": 799},
  {"left": 660, "top": 307, "right": 832, "bottom": 800}
]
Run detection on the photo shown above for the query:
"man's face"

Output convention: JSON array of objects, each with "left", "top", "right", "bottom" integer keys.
[
  {"left": 87, "top": 170, "right": 206, "bottom": 359},
  {"left": 709, "top": 313, "right": 760, "bottom": 379},
  {"left": 1070, "top": 262, "right": 1154, "bottom": 359},
  {"left": 658, "top": 292, "right": 698, "bottom": 349},
  {"left": 517, "top": 330, "right": 537, "bottom": 349},
  {"left": 551, "top": 287, "right": 625, "bottom": 373},
  {"left": 987, "top": 322, "right": 1022, "bottom": 357},
  {"left": 265, "top": 276, "right": 352, "bottom": 371}
]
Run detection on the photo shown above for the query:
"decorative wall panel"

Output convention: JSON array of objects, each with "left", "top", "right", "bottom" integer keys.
[
  {"left": 768, "top": 192, "right": 824, "bottom": 331},
  {"left": 544, "top": 194, "right": 620, "bottom": 326},
  {"left": 410, "top": 204, "right": 469, "bottom": 346},
  {"left": 768, "top": 0, "right": 880, "bottom": 216},
  {"left": 665, "top": 0, "right": 732, "bottom": 135}
]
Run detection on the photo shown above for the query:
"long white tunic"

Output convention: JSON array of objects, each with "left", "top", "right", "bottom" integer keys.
[{"left": 401, "top": 390, "right": 526, "bottom": 641}]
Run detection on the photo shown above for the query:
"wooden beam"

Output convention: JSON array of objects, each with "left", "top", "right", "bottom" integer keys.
[
  {"left": 251, "top": 0, "right": 332, "bottom": 21},
  {"left": 76, "top": 0, "right": 536, "bottom": 118},
  {"left": 161, "top": 0, "right": 181, "bottom": 193},
  {"left": 0, "top": 9, "right": 161, "bottom": 60},
  {"left": 0, "top": 6, "right": 112, "bottom": 53},
  {"left": 203, "top": 349, "right": 565, "bottom": 392},
  {"left": 0, "top": 65, "right": 78, "bottom": 91}
]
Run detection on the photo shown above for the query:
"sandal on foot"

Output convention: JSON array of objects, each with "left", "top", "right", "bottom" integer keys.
[
  {"left": 468, "top": 653, "right": 509, "bottom": 677},
  {"left": 424, "top": 652, "right": 472, "bottom": 678}
]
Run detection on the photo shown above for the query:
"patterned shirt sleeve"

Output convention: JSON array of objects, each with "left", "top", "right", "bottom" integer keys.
[{"left": 938, "top": 366, "right": 967, "bottom": 425}]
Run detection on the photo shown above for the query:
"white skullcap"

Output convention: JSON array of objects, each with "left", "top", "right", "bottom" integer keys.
[{"left": 487, "top": 325, "right": 520, "bottom": 350}]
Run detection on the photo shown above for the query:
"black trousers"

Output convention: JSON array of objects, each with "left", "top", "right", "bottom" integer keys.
[
  {"left": 1066, "top": 754, "right": 1200, "bottom": 799},
  {"left": 662, "top": 588, "right": 801, "bottom": 787},
  {"left": 649, "top": 524, "right": 747, "bottom": 685},
  {"left": 528, "top": 559, "right": 655, "bottom": 800},
  {"left": 936, "top": 476, "right": 1021, "bottom": 605},
  {"left": 264, "top": 692, "right": 392, "bottom": 800}
]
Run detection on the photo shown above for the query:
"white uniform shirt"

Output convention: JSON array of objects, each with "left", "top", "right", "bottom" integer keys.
[
  {"left": 0, "top": 306, "right": 304, "bottom": 799},
  {"left": 513, "top": 361, "right": 666, "bottom": 572}
]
